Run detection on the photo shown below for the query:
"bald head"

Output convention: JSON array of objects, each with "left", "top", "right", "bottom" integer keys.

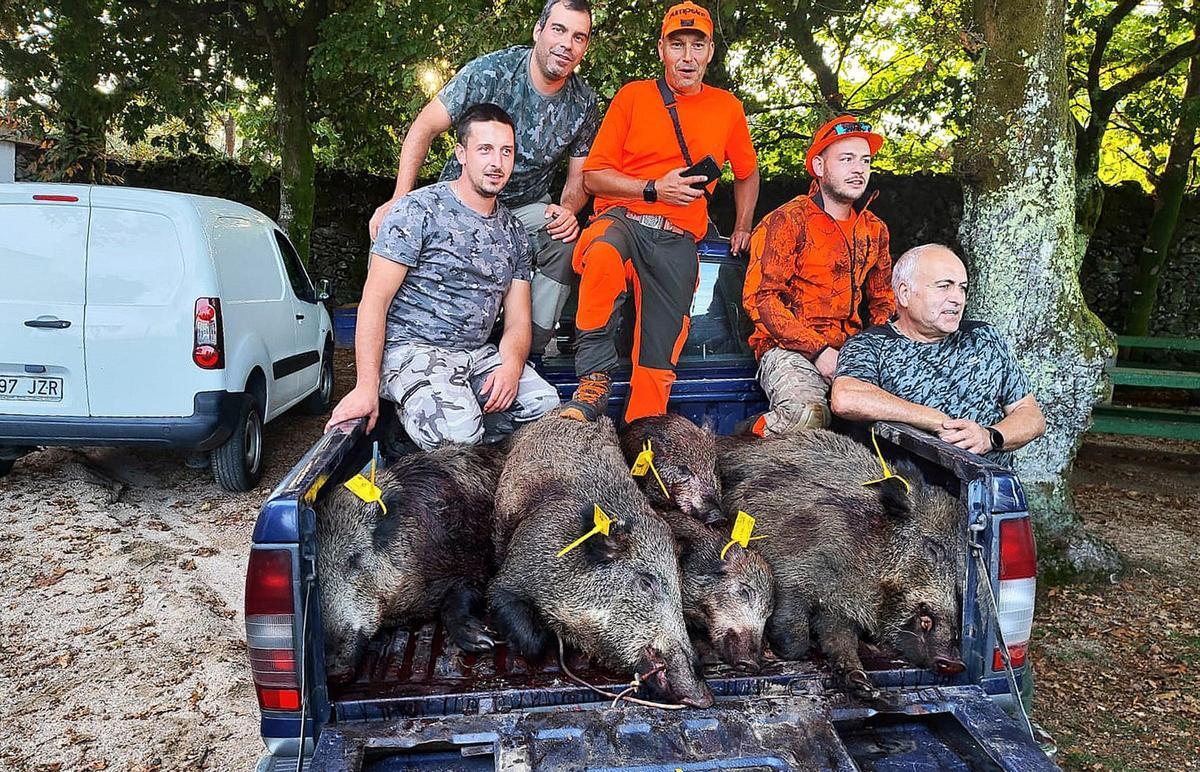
[{"left": 892, "top": 244, "right": 969, "bottom": 341}]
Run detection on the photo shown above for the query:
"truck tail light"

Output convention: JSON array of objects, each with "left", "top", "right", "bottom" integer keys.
[
  {"left": 245, "top": 548, "right": 301, "bottom": 711},
  {"left": 193, "top": 297, "right": 225, "bottom": 369},
  {"left": 993, "top": 516, "right": 1036, "bottom": 671}
]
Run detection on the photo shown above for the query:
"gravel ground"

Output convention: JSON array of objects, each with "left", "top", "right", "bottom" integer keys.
[{"left": 0, "top": 354, "right": 1195, "bottom": 770}]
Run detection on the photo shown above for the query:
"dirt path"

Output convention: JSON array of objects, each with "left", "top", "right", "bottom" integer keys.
[{"left": 1, "top": 353, "right": 1195, "bottom": 770}]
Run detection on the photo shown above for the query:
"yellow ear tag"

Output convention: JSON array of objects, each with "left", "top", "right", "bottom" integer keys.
[
  {"left": 557, "top": 503, "right": 613, "bottom": 557},
  {"left": 720, "top": 510, "right": 765, "bottom": 559},
  {"left": 630, "top": 440, "right": 670, "bottom": 498},
  {"left": 861, "top": 427, "right": 912, "bottom": 495},
  {"left": 344, "top": 441, "right": 388, "bottom": 514}
]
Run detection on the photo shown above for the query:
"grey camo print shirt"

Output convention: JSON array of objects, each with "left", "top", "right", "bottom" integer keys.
[
  {"left": 437, "top": 46, "right": 599, "bottom": 207},
  {"left": 371, "top": 182, "right": 532, "bottom": 351},
  {"left": 836, "top": 320, "right": 1034, "bottom": 467}
]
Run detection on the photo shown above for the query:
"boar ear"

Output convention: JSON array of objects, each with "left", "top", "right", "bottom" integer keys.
[
  {"left": 876, "top": 477, "right": 912, "bottom": 519},
  {"left": 578, "top": 504, "right": 630, "bottom": 563}
]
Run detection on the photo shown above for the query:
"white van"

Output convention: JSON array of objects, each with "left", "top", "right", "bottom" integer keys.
[{"left": 0, "top": 183, "right": 334, "bottom": 491}]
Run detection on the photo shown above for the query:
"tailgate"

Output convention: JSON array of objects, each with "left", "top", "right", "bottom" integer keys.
[{"left": 308, "top": 687, "right": 1054, "bottom": 771}]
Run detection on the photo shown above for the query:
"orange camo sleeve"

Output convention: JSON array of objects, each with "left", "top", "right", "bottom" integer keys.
[
  {"left": 581, "top": 86, "right": 632, "bottom": 173},
  {"left": 752, "top": 210, "right": 827, "bottom": 357},
  {"left": 865, "top": 223, "right": 896, "bottom": 326}
]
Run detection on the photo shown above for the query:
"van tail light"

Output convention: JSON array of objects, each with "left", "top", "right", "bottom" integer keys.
[
  {"left": 193, "top": 297, "right": 225, "bottom": 369},
  {"left": 993, "top": 516, "right": 1037, "bottom": 671},
  {"left": 246, "top": 548, "right": 301, "bottom": 712}
]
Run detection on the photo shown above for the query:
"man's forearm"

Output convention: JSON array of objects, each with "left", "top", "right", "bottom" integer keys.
[
  {"left": 583, "top": 168, "right": 647, "bottom": 199},
  {"left": 353, "top": 296, "right": 389, "bottom": 393},
  {"left": 993, "top": 400, "right": 1046, "bottom": 451},
  {"left": 732, "top": 168, "right": 760, "bottom": 232},
  {"left": 831, "top": 377, "right": 949, "bottom": 432},
  {"left": 391, "top": 126, "right": 436, "bottom": 199},
  {"left": 560, "top": 160, "right": 589, "bottom": 214},
  {"left": 498, "top": 324, "right": 531, "bottom": 366}
]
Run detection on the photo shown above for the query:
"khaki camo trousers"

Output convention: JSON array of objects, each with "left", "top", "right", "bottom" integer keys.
[
  {"left": 380, "top": 342, "right": 560, "bottom": 450},
  {"left": 756, "top": 346, "right": 832, "bottom": 436}
]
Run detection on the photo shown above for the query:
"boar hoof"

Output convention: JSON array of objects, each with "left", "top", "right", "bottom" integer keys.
[
  {"left": 843, "top": 668, "right": 881, "bottom": 700},
  {"left": 447, "top": 617, "right": 497, "bottom": 652}
]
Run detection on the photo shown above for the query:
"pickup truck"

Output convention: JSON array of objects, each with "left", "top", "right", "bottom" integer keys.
[{"left": 244, "top": 243, "right": 1056, "bottom": 771}]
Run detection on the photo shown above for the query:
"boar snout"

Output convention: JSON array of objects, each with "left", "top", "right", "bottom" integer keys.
[
  {"left": 637, "top": 645, "right": 715, "bottom": 708},
  {"left": 718, "top": 628, "right": 761, "bottom": 673}
]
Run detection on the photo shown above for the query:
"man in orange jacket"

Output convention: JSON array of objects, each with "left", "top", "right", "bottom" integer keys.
[
  {"left": 741, "top": 115, "right": 894, "bottom": 435},
  {"left": 559, "top": 1, "right": 759, "bottom": 423}
]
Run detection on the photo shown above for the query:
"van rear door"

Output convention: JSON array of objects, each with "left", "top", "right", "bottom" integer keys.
[
  {"left": 0, "top": 185, "right": 92, "bottom": 417},
  {"left": 84, "top": 195, "right": 201, "bottom": 417}
]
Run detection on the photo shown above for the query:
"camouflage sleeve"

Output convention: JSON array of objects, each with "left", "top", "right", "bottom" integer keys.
[
  {"left": 835, "top": 331, "right": 882, "bottom": 384},
  {"left": 568, "top": 95, "right": 600, "bottom": 158},
  {"left": 370, "top": 194, "right": 427, "bottom": 268},
  {"left": 865, "top": 222, "right": 896, "bottom": 326},
  {"left": 436, "top": 53, "right": 498, "bottom": 123},
  {"left": 750, "top": 209, "right": 828, "bottom": 357},
  {"left": 512, "top": 224, "right": 533, "bottom": 283},
  {"left": 987, "top": 327, "right": 1034, "bottom": 407}
]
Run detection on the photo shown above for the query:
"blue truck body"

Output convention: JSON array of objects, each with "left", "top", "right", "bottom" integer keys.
[{"left": 247, "top": 245, "right": 1056, "bottom": 770}]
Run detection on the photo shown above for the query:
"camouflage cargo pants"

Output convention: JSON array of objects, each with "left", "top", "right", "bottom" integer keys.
[
  {"left": 510, "top": 198, "right": 576, "bottom": 356},
  {"left": 756, "top": 346, "right": 832, "bottom": 435},
  {"left": 380, "top": 342, "right": 560, "bottom": 450}
]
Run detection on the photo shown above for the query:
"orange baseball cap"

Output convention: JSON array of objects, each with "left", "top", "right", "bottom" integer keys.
[
  {"left": 805, "top": 114, "right": 885, "bottom": 177},
  {"left": 661, "top": 1, "right": 713, "bottom": 39}
]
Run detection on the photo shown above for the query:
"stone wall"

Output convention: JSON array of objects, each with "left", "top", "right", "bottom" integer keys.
[{"left": 13, "top": 150, "right": 1198, "bottom": 333}]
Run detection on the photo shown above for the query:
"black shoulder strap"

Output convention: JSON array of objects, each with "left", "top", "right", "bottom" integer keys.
[{"left": 655, "top": 77, "right": 713, "bottom": 205}]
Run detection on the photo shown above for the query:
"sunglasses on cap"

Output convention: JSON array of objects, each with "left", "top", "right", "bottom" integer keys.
[{"left": 821, "top": 121, "right": 872, "bottom": 140}]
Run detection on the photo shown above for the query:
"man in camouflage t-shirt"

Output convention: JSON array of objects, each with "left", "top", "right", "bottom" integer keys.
[
  {"left": 831, "top": 244, "right": 1046, "bottom": 467},
  {"left": 328, "top": 105, "right": 559, "bottom": 449},
  {"left": 368, "top": 0, "right": 599, "bottom": 356}
]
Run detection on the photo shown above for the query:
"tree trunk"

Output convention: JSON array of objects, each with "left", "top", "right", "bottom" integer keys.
[
  {"left": 957, "top": 0, "right": 1119, "bottom": 579},
  {"left": 271, "top": 46, "right": 316, "bottom": 265},
  {"left": 1124, "top": 48, "right": 1200, "bottom": 336}
]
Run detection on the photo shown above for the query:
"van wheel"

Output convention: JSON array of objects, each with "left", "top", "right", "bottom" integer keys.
[
  {"left": 300, "top": 346, "right": 335, "bottom": 415},
  {"left": 212, "top": 396, "right": 265, "bottom": 492}
]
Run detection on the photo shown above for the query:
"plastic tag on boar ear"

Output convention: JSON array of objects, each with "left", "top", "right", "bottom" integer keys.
[
  {"left": 720, "top": 510, "right": 764, "bottom": 559},
  {"left": 556, "top": 504, "right": 612, "bottom": 557},
  {"left": 861, "top": 427, "right": 911, "bottom": 495},
  {"left": 344, "top": 441, "right": 388, "bottom": 514},
  {"left": 630, "top": 440, "right": 670, "bottom": 498}
]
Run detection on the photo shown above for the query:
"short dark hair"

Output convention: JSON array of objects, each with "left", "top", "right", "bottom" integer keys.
[
  {"left": 537, "top": 0, "right": 592, "bottom": 28},
  {"left": 455, "top": 103, "right": 516, "bottom": 145}
]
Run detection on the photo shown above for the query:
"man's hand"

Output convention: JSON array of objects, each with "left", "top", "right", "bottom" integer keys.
[
  {"left": 481, "top": 362, "right": 522, "bottom": 413},
  {"left": 656, "top": 167, "right": 708, "bottom": 207},
  {"left": 369, "top": 198, "right": 400, "bottom": 241},
  {"left": 730, "top": 228, "right": 751, "bottom": 255},
  {"left": 544, "top": 204, "right": 580, "bottom": 243},
  {"left": 938, "top": 418, "right": 992, "bottom": 454},
  {"left": 814, "top": 347, "right": 840, "bottom": 381},
  {"left": 326, "top": 384, "right": 380, "bottom": 432}
]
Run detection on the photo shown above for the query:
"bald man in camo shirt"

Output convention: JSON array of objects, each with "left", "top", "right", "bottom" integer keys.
[{"left": 831, "top": 244, "right": 1046, "bottom": 467}]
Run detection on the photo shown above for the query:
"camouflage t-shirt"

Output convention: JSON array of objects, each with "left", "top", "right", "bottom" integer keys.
[
  {"left": 372, "top": 182, "right": 533, "bottom": 351},
  {"left": 836, "top": 320, "right": 1034, "bottom": 467},
  {"left": 437, "top": 46, "right": 599, "bottom": 208}
]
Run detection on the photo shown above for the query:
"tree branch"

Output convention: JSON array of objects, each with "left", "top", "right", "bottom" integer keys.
[
  {"left": 1105, "top": 34, "right": 1200, "bottom": 104},
  {"left": 1087, "top": 0, "right": 1141, "bottom": 99}
]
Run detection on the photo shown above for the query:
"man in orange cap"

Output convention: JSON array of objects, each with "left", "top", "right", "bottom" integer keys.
[
  {"left": 739, "top": 114, "right": 894, "bottom": 436},
  {"left": 559, "top": 0, "right": 760, "bottom": 423}
]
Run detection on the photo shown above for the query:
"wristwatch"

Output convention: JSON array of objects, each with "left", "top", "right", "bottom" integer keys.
[
  {"left": 642, "top": 179, "right": 657, "bottom": 204},
  {"left": 987, "top": 426, "right": 1005, "bottom": 451}
]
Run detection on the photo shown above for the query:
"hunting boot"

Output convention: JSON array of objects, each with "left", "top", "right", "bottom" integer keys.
[{"left": 559, "top": 372, "right": 612, "bottom": 422}]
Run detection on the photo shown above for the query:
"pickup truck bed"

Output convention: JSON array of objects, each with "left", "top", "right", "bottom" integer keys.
[{"left": 248, "top": 246, "right": 1056, "bottom": 770}]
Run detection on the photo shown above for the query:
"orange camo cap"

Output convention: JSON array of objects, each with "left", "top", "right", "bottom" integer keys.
[
  {"left": 662, "top": 1, "right": 713, "bottom": 39},
  {"left": 805, "top": 114, "right": 885, "bottom": 178}
]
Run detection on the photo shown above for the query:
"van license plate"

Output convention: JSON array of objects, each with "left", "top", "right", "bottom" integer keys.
[{"left": 0, "top": 376, "right": 64, "bottom": 402}]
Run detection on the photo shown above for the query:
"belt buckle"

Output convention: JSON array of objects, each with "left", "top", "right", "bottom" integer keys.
[{"left": 641, "top": 214, "right": 665, "bottom": 230}]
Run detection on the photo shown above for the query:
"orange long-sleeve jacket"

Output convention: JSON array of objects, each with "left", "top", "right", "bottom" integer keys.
[{"left": 743, "top": 184, "right": 895, "bottom": 359}]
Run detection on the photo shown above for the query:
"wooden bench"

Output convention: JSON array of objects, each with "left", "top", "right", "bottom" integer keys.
[{"left": 1090, "top": 335, "right": 1200, "bottom": 440}]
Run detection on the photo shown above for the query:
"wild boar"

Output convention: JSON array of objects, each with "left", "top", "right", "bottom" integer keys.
[
  {"left": 619, "top": 414, "right": 724, "bottom": 526},
  {"left": 315, "top": 444, "right": 505, "bottom": 680},
  {"left": 720, "top": 429, "right": 966, "bottom": 698},
  {"left": 490, "top": 414, "right": 713, "bottom": 708}
]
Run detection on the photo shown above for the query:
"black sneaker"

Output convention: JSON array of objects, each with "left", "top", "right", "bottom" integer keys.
[{"left": 560, "top": 372, "right": 612, "bottom": 422}]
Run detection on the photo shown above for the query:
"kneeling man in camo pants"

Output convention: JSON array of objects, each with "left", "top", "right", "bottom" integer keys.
[{"left": 327, "top": 103, "right": 559, "bottom": 448}]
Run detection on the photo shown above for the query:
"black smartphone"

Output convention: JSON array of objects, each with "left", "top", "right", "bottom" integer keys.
[{"left": 683, "top": 155, "right": 721, "bottom": 189}]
